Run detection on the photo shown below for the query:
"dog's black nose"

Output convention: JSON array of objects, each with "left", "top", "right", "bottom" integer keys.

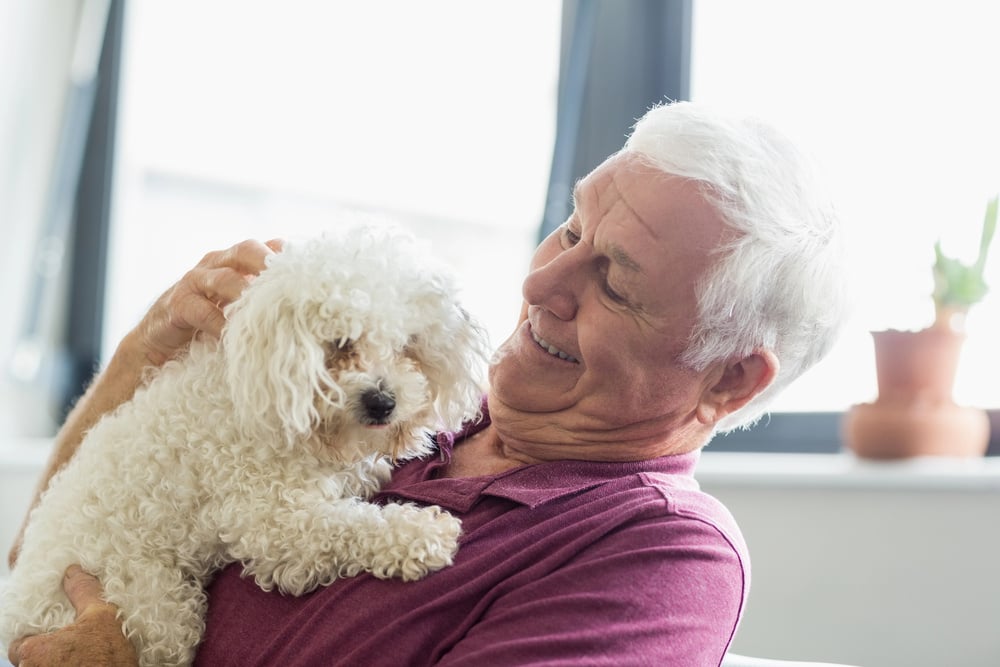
[{"left": 361, "top": 388, "right": 396, "bottom": 422}]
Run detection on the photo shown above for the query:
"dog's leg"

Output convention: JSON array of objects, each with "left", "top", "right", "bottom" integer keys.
[
  {"left": 366, "top": 502, "right": 463, "bottom": 582},
  {"left": 101, "top": 559, "right": 208, "bottom": 667},
  {"left": 0, "top": 561, "right": 76, "bottom": 646},
  {"left": 233, "top": 498, "right": 462, "bottom": 595}
]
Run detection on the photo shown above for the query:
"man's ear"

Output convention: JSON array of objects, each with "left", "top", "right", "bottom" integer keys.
[{"left": 696, "top": 350, "right": 779, "bottom": 426}]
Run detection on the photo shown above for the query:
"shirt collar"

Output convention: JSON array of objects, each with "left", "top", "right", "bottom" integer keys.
[{"left": 477, "top": 452, "right": 701, "bottom": 508}]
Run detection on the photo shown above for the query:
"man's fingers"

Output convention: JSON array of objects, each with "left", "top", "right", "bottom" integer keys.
[
  {"left": 178, "top": 238, "right": 284, "bottom": 328},
  {"left": 63, "top": 566, "right": 104, "bottom": 616},
  {"left": 177, "top": 239, "right": 284, "bottom": 336},
  {"left": 189, "top": 266, "right": 256, "bottom": 309},
  {"left": 131, "top": 238, "right": 284, "bottom": 367},
  {"left": 199, "top": 238, "right": 279, "bottom": 275}
]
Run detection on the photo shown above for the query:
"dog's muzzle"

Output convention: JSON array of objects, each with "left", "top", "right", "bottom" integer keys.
[{"left": 361, "top": 388, "right": 396, "bottom": 425}]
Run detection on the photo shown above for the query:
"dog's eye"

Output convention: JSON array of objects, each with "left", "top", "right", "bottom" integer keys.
[{"left": 326, "top": 339, "right": 355, "bottom": 356}]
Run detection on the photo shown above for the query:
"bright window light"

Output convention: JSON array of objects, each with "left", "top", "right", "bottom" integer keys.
[
  {"left": 692, "top": 0, "right": 1000, "bottom": 411},
  {"left": 109, "top": 2, "right": 997, "bottom": 414},
  {"left": 105, "top": 1, "right": 560, "bottom": 360}
]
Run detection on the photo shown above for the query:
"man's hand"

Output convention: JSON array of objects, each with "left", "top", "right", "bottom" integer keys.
[
  {"left": 7, "top": 566, "right": 138, "bottom": 667},
  {"left": 135, "top": 238, "right": 284, "bottom": 367}
]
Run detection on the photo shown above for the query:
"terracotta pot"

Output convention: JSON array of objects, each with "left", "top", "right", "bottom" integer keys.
[
  {"left": 870, "top": 328, "right": 963, "bottom": 404},
  {"left": 842, "top": 327, "right": 990, "bottom": 459}
]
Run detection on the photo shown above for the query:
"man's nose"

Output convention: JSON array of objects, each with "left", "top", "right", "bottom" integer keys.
[{"left": 522, "top": 248, "right": 581, "bottom": 321}]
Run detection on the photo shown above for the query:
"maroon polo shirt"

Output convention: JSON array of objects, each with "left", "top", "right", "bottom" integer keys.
[{"left": 195, "top": 411, "right": 749, "bottom": 666}]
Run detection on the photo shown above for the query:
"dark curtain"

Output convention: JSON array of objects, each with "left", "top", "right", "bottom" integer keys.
[
  {"left": 540, "top": 0, "right": 692, "bottom": 241},
  {"left": 61, "top": 0, "right": 124, "bottom": 417}
]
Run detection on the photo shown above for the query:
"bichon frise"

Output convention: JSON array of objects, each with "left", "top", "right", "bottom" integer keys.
[{"left": 0, "top": 224, "right": 490, "bottom": 666}]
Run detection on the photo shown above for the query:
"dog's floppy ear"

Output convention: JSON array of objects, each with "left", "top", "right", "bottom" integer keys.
[
  {"left": 222, "top": 254, "right": 341, "bottom": 446},
  {"left": 411, "top": 302, "right": 491, "bottom": 432}
]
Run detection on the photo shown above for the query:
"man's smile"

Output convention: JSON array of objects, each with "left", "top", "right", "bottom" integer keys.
[{"left": 530, "top": 329, "right": 579, "bottom": 363}]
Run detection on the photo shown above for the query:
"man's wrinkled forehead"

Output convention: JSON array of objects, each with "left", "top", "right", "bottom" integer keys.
[{"left": 592, "top": 154, "right": 729, "bottom": 272}]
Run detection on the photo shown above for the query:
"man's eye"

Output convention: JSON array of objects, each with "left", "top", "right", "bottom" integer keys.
[
  {"left": 562, "top": 226, "right": 581, "bottom": 247},
  {"left": 604, "top": 282, "right": 628, "bottom": 304}
]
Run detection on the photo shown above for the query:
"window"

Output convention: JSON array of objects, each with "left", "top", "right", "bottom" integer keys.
[
  {"left": 691, "top": 1, "right": 1000, "bottom": 415},
  {"left": 104, "top": 1, "right": 561, "bottom": 359},
  {"left": 16, "top": 1, "right": 996, "bottom": 449}
]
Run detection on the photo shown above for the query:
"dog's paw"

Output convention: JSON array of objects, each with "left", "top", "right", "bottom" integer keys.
[{"left": 370, "top": 503, "right": 462, "bottom": 581}]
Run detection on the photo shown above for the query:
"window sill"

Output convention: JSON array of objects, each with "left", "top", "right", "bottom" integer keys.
[
  {"left": 696, "top": 450, "right": 1000, "bottom": 491},
  {"left": 5, "top": 438, "right": 1000, "bottom": 491}
]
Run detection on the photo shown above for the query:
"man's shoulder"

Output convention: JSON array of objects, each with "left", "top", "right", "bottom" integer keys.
[{"left": 632, "top": 469, "right": 748, "bottom": 555}]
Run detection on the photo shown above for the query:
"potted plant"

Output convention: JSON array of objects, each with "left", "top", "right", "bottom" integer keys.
[
  {"left": 932, "top": 195, "right": 998, "bottom": 330},
  {"left": 843, "top": 195, "right": 997, "bottom": 459}
]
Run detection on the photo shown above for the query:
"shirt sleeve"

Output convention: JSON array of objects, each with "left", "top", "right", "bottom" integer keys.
[{"left": 434, "top": 514, "right": 747, "bottom": 667}]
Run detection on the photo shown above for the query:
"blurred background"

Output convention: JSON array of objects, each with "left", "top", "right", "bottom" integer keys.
[
  {"left": 2, "top": 1, "right": 999, "bottom": 439},
  {"left": 2, "top": 2, "right": 999, "bottom": 665}
]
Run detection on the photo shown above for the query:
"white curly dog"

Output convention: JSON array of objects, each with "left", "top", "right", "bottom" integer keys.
[{"left": 0, "top": 225, "right": 490, "bottom": 666}]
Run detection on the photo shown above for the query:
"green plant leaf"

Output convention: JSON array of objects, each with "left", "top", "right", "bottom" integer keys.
[{"left": 932, "top": 195, "right": 998, "bottom": 310}]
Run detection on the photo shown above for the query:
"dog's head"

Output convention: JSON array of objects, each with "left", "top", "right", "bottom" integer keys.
[{"left": 222, "top": 225, "right": 490, "bottom": 462}]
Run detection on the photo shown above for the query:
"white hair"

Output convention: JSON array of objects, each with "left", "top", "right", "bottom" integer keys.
[{"left": 624, "top": 101, "right": 850, "bottom": 432}]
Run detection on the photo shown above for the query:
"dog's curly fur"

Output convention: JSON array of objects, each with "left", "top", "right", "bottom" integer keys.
[{"left": 0, "top": 225, "right": 490, "bottom": 666}]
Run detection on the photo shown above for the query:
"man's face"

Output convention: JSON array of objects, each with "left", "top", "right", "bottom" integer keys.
[{"left": 489, "top": 153, "right": 726, "bottom": 453}]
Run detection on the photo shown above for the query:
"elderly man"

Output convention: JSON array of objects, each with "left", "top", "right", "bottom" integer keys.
[{"left": 7, "top": 101, "right": 847, "bottom": 666}]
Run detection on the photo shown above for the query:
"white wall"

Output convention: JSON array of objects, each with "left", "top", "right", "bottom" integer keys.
[{"left": 697, "top": 453, "right": 1000, "bottom": 667}]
